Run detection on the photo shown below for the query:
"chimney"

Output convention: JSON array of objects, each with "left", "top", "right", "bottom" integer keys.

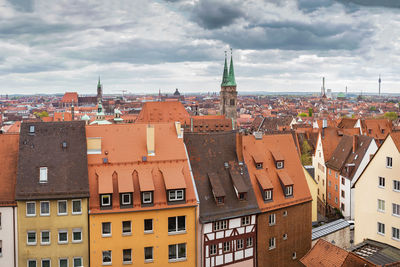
[
  {"left": 71, "top": 101, "right": 75, "bottom": 121},
  {"left": 353, "top": 135, "right": 358, "bottom": 153},
  {"left": 236, "top": 133, "right": 244, "bottom": 163},
  {"left": 147, "top": 124, "right": 155, "bottom": 156}
]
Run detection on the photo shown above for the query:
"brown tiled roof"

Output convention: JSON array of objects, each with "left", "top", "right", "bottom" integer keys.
[
  {"left": 0, "top": 133, "right": 19, "bottom": 205},
  {"left": 184, "top": 131, "right": 260, "bottom": 222},
  {"left": 390, "top": 132, "right": 400, "bottom": 153},
  {"left": 337, "top": 118, "right": 357, "bottom": 129},
  {"left": 136, "top": 101, "right": 190, "bottom": 124},
  {"left": 16, "top": 121, "right": 89, "bottom": 200},
  {"left": 362, "top": 119, "right": 392, "bottom": 140},
  {"left": 326, "top": 135, "right": 353, "bottom": 171},
  {"left": 230, "top": 168, "right": 249, "bottom": 193},
  {"left": 243, "top": 133, "right": 312, "bottom": 212},
  {"left": 208, "top": 172, "right": 226, "bottom": 197}
]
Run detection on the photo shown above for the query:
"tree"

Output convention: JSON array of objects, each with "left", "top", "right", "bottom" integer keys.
[
  {"left": 298, "top": 112, "right": 308, "bottom": 117},
  {"left": 308, "top": 108, "right": 313, "bottom": 117},
  {"left": 369, "top": 106, "right": 377, "bottom": 111},
  {"left": 34, "top": 111, "right": 49, "bottom": 118},
  {"left": 301, "top": 140, "right": 312, "bottom": 165},
  {"left": 384, "top": 112, "right": 398, "bottom": 121}
]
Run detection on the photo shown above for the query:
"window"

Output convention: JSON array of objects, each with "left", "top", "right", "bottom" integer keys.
[
  {"left": 72, "top": 228, "right": 82, "bottom": 243},
  {"left": 379, "top": 177, "right": 385, "bottom": 188},
  {"left": 378, "top": 222, "right": 385, "bottom": 235},
  {"left": 58, "top": 200, "right": 67, "bottom": 215},
  {"left": 59, "top": 259, "right": 68, "bottom": 267},
  {"left": 269, "top": 214, "right": 276, "bottom": 226},
  {"left": 341, "top": 203, "right": 345, "bottom": 211},
  {"left": 269, "top": 237, "right": 276, "bottom": 250},
  {"left": 335, "top": 197, "right": 338, "bottom": 204},
  {"left": 41, "top": 259, "right": 50, "bottom": 267},
  {"left": 238, "top": 192, "right": 246, "bottom": 200},
  {"left": 58, "top": 230, "right": 68, "bottom": 244},
  {"left": 168, "top": 190, "right": 184, "bottom": 201},
  {"left": 378, "top": 199, "right": 385, "bottom": 212},
  {"left": 394, "top": 180, "right": 400, "bottom": 191},
  {"left": 216, "top": 197, "right": 224, "bottom": 204},
  {"left": 393, "top": 203, "right": 400, "bottom": 216},
  {"left": 169, "top": 243, "right": 186, "bottom": 261},
  {"left": 121, "top": 193, "right": 132, "bottom": 205},
  {"left": 144, "top": 247, "right": 153, "bottom": 262},
  {"left": 335, "top": 173, "right": 338, "bottom": 178},
  {"left": 28, "top": 260, "right": 37, "bottom": 267},
  {"left": 292, "top": 252, "right": 297, "bottom": 259},
  {"left": 102, "top": 250, "right": 112, "bottom": 265},
  {"left": 142, "top": 192, "right": 153, "bottom": 204},
  {"left": 123, "top": 249, "right": 132, "bottom": 263},
  {"left": 387, "top": 157, "right": 393, "bottom": 168},
  {"left": 341, "top": 190, "right": 345, "bottom": 198},
  {"left": 276, "top": 161, "right": 284, "bottom": 169},
  {"left": 223, "top": 242, "right": 230, "bottom": 252},
  {"left": 283, "top": 210, "right": 288, "bottom": 216},
  {"left": 210, "top": 244, "right": 217, "bottom": 255},
  {"left": 101, "top": 194, "right": 111, "bottom": 207},
  {"left": 144, "top": 219, "right": 153, "bottom": 233},
  {"left": 256, "top": 163, "right": 263, "bottom": 169},
  {"left": 285, "top": 186, "right": 293, "bottom": 197},
  {"left": 40, "top": 201, "right": 50, "bottom": 216},
  {"left": 168, "top": 216, "right": 186, "bottom": 233},
  {"left": 342, "top": 177, "right": 345, "bottom": 185},
  {"left": 72, "top": 199, "right": 82, "bottom": 214},
  {"left": 265, "top": 189, "right": 272, "bottom": 201},
  {"left": 27, "top": 231, "right": 36, "bottom": 245},
  {"left": 237, "top": 239, "right": 244, "bottom": 249},
  {"left": 283, "top": 233, "right": 288, "bottom": 240},
  {"left": 241, "top": 216, "right": 251, "bottom": 226},
  {"left": 328, "top": 193, "right": 331, "bottom": 199},
  {"left": 335, "top": 185, "right": 338, "bottom": 191},
  {"left": 328, "top": 181, "right": 331, "bottom": 187},
  {"left": 41, "top": 230, "right": 50, "bottom": 245},
  {"left": 392, "top": 227, "right": 400, "bottom": 240},
  {"left": 122, "top": 221, "right": 131, "bottom": 235},
  {"left": 27, "top": 202, "right": 36, "bottom": 216},
  {"left": 246, "top": 237, "right": 253, "bottom": 247},
  {"left": 73, "top": 257, "right": 83, "bottom": 267},
  {"left": 39, "top": 167, "right": 48, "bottom": 183},
  {"left": 102, "top": 222, "right": 111, "bottom": 236},
  {"left": 213, "top": 220, "right": 227, "bottom": 231},
  {"left": 230, "top": 99, "right": 235, "bottom": 106},
  {"left": 29, "top": 125, "right": 35, "bottom": 133},
  {"left": 0, "top": 240, "right": 2, "bottom": 256},
  {"left": 0, "top": 212, "right": 1, "bottom": 228},
  {"left": 329, "top": 169, "right": 332, "bottom": 175}
]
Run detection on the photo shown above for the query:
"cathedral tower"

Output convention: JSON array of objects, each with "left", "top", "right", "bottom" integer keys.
[
  {"left": 97, "top": 76, "right": 103, "bottom": 102},
  {"left": 220, "top": 50, "right": 237, "bottom": 120}
]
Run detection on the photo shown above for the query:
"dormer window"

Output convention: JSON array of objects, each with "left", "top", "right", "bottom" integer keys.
[
  {"left": 238, "top": 192, "right": 247, "bottom": 201},
  {"left": 29, "top": 125, "right": 35, "bottom": 133},
  {"left": 121, "top": 193, "right": 132, "bottom": 206},
  {"left": 101, "top": 194, "right": 112, "bottom": 207},
  {"left": 256, "top": 163, "right": 263, "bottom": 169},
  {"left": 276, "top": 161, "right": 284, "bottom": 169},
  {"left": 39, "top": 167, "right": 48, "bottom": 183},
  {"left": 265, "top": 189, "right": 273, "bottom": 201},
  {"left": 142, "top": 192, "right": 153, "bottom": 204},
  {"left": 285, "top": 186, "right": 293, "bottom": 197},
  {"left": 168, "top": 189, "right": 185, "bottom": 202},
  {"left": 216, "top": 197, "right": 225, "bottom": 205}
]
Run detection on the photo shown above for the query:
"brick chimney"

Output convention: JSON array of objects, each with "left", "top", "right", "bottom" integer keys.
[{"left": 353, "top": 135, "right": 358, "bottom": 153}]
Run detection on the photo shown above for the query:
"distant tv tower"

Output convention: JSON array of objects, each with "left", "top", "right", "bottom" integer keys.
[
  {"left": 321, "top": 77, "right": 326, "bottom": 98},
  {"left": 345, "top": 86, "right": 348, "bottom": 95},
  {"left": 379, "top": 74, "right": 381, "bottom": 96}
]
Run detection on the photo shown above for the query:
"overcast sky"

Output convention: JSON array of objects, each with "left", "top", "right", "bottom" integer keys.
[{"left": 1, "top": 0, "right": 400, "bottom": 95}]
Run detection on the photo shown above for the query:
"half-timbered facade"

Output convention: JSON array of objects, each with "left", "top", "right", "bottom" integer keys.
[{"left": 185, "top": 131, "right": 260, "bottom": 267}]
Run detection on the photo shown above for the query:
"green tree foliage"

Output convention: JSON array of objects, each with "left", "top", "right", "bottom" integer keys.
[
  {"left": 384, "top": 112, "right": 398, "bottom": 121},
  {"left": 369, "top": 106, "right": 377, "bottom": 111},
  {"left": 301, "top": 140, "right": 312, "bottom": 165},
  {"left": 34, "top": 111, "right": 49, "bottom": 118},
  {"left": 308, "top": 108, "right": 313, "bottom": 117},
  {"left": 298, "top": 112, "right": 308, "bottom": 117}
]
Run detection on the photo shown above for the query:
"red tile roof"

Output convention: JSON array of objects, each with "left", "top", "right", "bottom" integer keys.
[
  {"left": 0, "top": 133, "right": 19, "bottom": 205},
  {"left": 61, "top": 92, "right": 78, "bottom": 103}
]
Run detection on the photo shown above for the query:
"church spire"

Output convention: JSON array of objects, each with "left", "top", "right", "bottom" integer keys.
[
  {"left": 221, "top": 51, "right": 229, "bottom": 86},
  {"left": 228, "top": 48, "right": 236, "bottom": 86}
]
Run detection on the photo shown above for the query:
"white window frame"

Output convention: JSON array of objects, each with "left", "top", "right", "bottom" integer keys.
[
  {"left": 265, "top": 189, "right": 272, "bottom": 201},
  {"left": 58, "top": 230, "right": 68, "bottom": 244},
  {"left": 168, "top": 216, "right": 186, "bottom": 233},
  {"left": 283, "top": 233, "right": 288, "bottom": 240},
  {"left": 292, "top": 252, "right": 297, "bottom": 259},
  {"left": 59, "top": 258, "right": 68, "bottom": 267},
  {"left": 168, "top": 243, "right": 186, "bottom": 262},
  {"left": 40, "top": 230, "right": 50, "bottom": 245},
  {"left": 394, "top": 180, "right": 400, "bottom": 192},
  {"left": 122, "top": 221, "right": 132, "bottom": 235},
  {"left": 393, "top": 203, "right": 400, "bottom": 217},
  {"left": 142, "top": 192, "right": 152, "bottom": 204},
  {"left": 101, "top": 195, "right": 111, "bottom": 207},
  {"left": 57, "top": 200, "right": 67, "bottom": 216},
  {"left": 285, "top": 186, "right": 293, "bottom": 196},
  {"left": 144, "top": 247, "right": 153, "bottom": 262},
  {"left": 283, "top": 210, "right": 288, "bottom": 216},
  {"left": 387, "top": 157, "right": 393, "bottom": 168},
  {"left": 213, "top": 220, "right": 227, "bottom": 231},
  {"left": 73, "top": 257, "right": 83, "bottom": 267},
  {"left": 269, "top": 214, "right": 276, "bottom": 226},
  {"left": 26, "top": 202, "right": 36, "bottom": 217},
  {"left": 28, "top": 260, "right": 37, "bottom": 267},
  {"left": 27, "top": 231, "right": 37, "bottom": 245},
  {"left": 144, "top": 219, "right": 153, "bottom": 233},
  {"left": 392, "top": 227, "right": 400, "bottom": 241},
  {"left": 378, "top": 222, "right": 385, "bottom": 235},
  {"left": 121, "top": 193, "right": 131, "bottom": 205},
  {"left": 72, "top": 228, "right": 82, "bottom": 243},
  {"left": 102, "top": 250, "right": 112, "bottom": 265},
  {"left": 223, "top": 242, "right": 230, "bottom": 252},
  {"left": 168, "top": 190, "right": 184, "bottom": 201},
  {"left": 102, "top": 222, "right": 112, "bottom": 237},
  {"left": 276, "top": 161, "right": 284, "bottom": 169},
  {"left": 123, "top": 249, "right": 132, "bottom": 264},
  {"left": 237, "top": 239, "right": 244, "bottom": 250},
  {"left": 209, "top": 244, "right": 217, "bottom": 255},
  {"left": 40, "top": 201, "right": 50, "bottom": 216},
  {"left": 72, "top": 199, "right": 82, "bottom": 214},
  {"left": 379, "top": 177, "right": 385, "bottom": 188},
  {"left": 39, "top": 167, "right": 48, "bottom": 183},
  {"left": 41, "top": 259, "right": 51, "bottom": 267},
  {"left": 269, "top": 237, "right": 276, "bottom": 250},
  {"left": 241, "top": 216, "right": 251, "bottom": 226},
  {"left": 378, "top": 199, "right": 385, "bottom": 212},
  {"left": 29, "top": 125, "right": 35, "bottom": 133},
  {"left": 247, "top": 237, "right": 253, "bottom": 247}
]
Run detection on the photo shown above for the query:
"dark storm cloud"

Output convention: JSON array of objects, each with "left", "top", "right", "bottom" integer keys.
[
  {"left": 338, "top": 0, "right": 400, "bottom": 8},
  {"left": 297, "top": 0, "right": 334, "bottom": 12},
  {"left": 191, "top": 0, "right": 244, "bottom": 29}
]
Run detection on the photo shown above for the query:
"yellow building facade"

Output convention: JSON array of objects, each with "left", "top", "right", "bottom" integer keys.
[
  {"left": 303, "top": 166, "right": 318, "bottom": 223},
  {"left": 89, "top": 206, "right": 197, "bottom": 266},
  {"left": 17, "top": 198, "right": 89, "bottom": 267}
]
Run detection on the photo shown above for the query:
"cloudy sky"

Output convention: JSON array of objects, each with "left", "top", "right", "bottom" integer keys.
[{"left": 1, "top": 0, "right": 400, "bottom": 95}]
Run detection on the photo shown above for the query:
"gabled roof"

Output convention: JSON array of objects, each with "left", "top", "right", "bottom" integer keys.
[
  {"left": 390, "top": 132, "right": 400, "bottom": 152},
  {"left": 337, "top": 118, "right": 357, "bottom": 129},
  {"left": 136, "top": 101, "right": 190, "bottom": 124},
  {"left": 16, "top": 121, "right": 89, "bottom": 200},
  {"left": 184, "top": 131, "right": 260, "bottom": 223},
  {"left": 61, "top": 92, "right": 78, "bottom": 103},
  {"left": 362, "top": 119, "right": 392, "bottom": 140},
  {"left": 0, "top": 133, "right": 19, "bottom": 205},
  {"left": 326, "top": 135, "right": 353, "bottom": 171}
]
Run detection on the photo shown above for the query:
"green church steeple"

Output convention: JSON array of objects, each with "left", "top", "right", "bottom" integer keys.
[
  {"left": 221, "top": 51, "right": 229, "bottom": 86},
  {"left": 227, "top": 49, "right": 236, "bottom": 86}
]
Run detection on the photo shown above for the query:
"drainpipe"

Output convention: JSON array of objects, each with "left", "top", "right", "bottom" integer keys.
[{"left": 13, "top": 206, "right": 16, "bottom": 267}]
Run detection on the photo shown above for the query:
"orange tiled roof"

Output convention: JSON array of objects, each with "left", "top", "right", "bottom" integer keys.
[
  {"left": 61, "top": 92, "right": 78, "bottom": 103},
  {"left": 136, "top": 101, "right": 190, "bottom": 124},
  {"left": 390, "top": 132, "right": 400, "bottom": 153},
  {"left": 0, "top": 133, "right": 19, "bottom": 205}
]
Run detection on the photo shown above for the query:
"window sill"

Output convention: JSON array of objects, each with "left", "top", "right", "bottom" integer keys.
[
  {"left": 168, "top": 231, "right": 186, "bottom": 236},
  {"left": 40, "top": 214, "right": 50, "bottom": 217},
  {"left": 169, "top": 258, "right": 187, "bottom": 263},
  {"left": 40, "top": 242, "right": 50, "bottom": 246},
  {"left": 269, "top": 223, "right": 276, "bottom": 226},
  {"left": 378, "top": 210, "right": 385, "bottom": 213},
  {"left": 72, "top": 240, "right": 83, "bottom": 244},
  {"left": 102, "top": 234, "right": 112, "bottom": 238},
  {"left": 72, "top": 212, "right": 82, "bottom": 215},
  {"left": 57, "top": 213, "right": 68, "bottom": 216},
  {"left": 122, "top": 232, "right": 132, "bottom": 236},
  {"left": 392, "top": 237, "right": 400, "bottom": 242},
  {"left": 27, "top": 243, "right": 37, "bottom": 246},
  {"left": 102, "top": 262, "right": 112, "bottom": 266},
  {"left": 123, "top": 261, "right": 132, "bottom": 265},
  {"left": 26, "top": 214, "right": 36, "bottom": 217},
  {"left": 394, "top": 189, "right": 400, "bottom": 193},
  {"left": 392, "top": 214, "right": 400, "bottom": 218},
  {"left": 269, "top": 246, "right": 276, "bottom": 250},
  {"left": 144, "top": 231, "right": 154, "bottom": 234},
  {"left": 58, "top": 241, "right": 68, "bottom": 245},
  {"left": 377, "top": 232, "right": 385, "bottom": 236},
  {"left": 144, "top": 259, "right": 154, "bottom": 263}
]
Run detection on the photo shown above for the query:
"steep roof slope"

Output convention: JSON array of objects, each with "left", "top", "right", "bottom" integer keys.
[
  {"left": 136, "top": 101, "right": 190, "bottom": 124},
  {"left": 0, "top": 133, "right": 19, "bottom": 205}
]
